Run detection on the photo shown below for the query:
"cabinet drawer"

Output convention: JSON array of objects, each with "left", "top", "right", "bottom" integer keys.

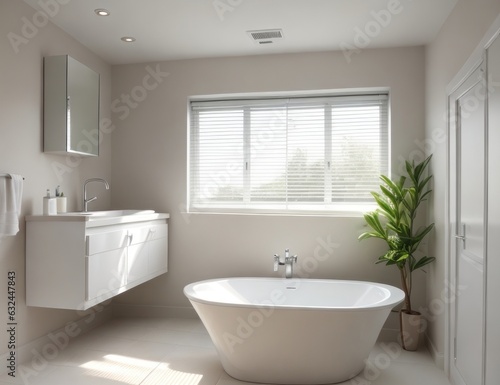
[
  {"left": 128, "top": 226, "right": 152, "bottom": 245},
  {"left": 128, "top": 243, "right": 149, "bottom": 283},
  {"left": 151, "top": 223, "right": 168, "bottom": 240},
  {"left": 128, "top": 223, "right": 167, "bottom": 245},
  {"left": 149, "top": 236, "right": 168, "bottom": 274},
  {"left": 86, "top": 229, "right": 128, "bottom": 256},
  {"left": 86, "top": 248, "right": 127, "bottom": 301}
]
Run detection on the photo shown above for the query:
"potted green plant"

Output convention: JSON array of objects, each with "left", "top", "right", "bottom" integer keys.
[{"left": 358, "top": 155, "right": 435, "bottom": 350}]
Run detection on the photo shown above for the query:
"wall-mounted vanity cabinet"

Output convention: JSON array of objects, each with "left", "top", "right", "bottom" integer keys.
[
  {"left": 44, "top": 55, "right": 100, "bottom": 156},
  {"left": 25, "top": 213, "right": 169, "bottom": 310}
]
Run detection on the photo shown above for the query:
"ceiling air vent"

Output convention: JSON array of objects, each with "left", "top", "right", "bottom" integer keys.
[{"left": 247, "top": 29, "right": 284, "bottom": 45}]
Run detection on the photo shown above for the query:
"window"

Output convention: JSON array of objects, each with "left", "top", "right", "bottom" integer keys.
[{"left": 188, "top": 92, "right": 389, "bottom": 214}]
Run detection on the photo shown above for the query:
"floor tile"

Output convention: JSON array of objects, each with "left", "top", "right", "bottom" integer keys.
[
  {"left": 2, "top": 317, "right": 451, "bottom": 385},
  {"left": 142, "top": 345, "right": 223, "bottom": 385},
  {"left": 3, "top": 363, "right": 150, "bottom": 385},
  {"left": 137, "top": 317, "right": 209, "bottom": 333},
  {"left": 369, "top": 341, "right": 436, "bottom": 366},
  {"left": 216, "top": 372, "right": 272, "bottom": 385},
  {"left": 353, "top": 361, "right": 451, "bottom": 385},
  {"left": 141, "top": 328, "right": 215, "bottom": 349}
]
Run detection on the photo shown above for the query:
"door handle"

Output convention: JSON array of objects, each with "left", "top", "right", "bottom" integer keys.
[{"left": 455, "top": 224, "right": 466, "bottom": 247}]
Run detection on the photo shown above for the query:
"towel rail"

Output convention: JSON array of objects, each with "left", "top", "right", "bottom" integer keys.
[{"left": 0, "top": 173, "right": 25, "bottom": 180}]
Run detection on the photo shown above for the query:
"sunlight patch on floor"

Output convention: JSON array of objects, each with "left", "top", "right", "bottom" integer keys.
[
  {"left": 80, "top": 354, "right": 159, "bottom": 384},
  {"left": 141, "top": 362, "right": 204, "bottom": 385}
]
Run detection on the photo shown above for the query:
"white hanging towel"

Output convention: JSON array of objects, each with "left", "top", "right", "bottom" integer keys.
[{"left": 0, "top": 174, "right": 24, "bottom": 237}]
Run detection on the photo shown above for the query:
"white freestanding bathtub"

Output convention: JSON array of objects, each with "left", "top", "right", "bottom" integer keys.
[{"left": 184, "top": 277, "right": 404, "bottom": 384}]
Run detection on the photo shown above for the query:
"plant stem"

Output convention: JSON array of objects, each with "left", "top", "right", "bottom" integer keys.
[{"left": 400, "top": 266, "right": 412, "bottom": 312}]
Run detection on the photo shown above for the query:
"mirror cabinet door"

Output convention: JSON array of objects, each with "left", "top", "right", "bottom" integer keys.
[{"left": 44, "top": 55, "right": 100, "bottom": 156}]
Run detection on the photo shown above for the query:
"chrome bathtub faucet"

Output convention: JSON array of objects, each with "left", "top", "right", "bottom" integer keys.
[{"left": 273, "top": 249, "right": 298, "bottom": 279}]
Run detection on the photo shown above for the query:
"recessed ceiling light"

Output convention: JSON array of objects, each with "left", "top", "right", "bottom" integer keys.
[
  {"left": 94, "top": 8, "right": 110, "bottom": 16},
  {"left": 121, "top": 37, "right": 136, "bottom": 43}
]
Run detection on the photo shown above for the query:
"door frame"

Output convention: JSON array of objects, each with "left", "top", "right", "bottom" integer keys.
[
  {"left": 448, "top": 55, "right": 487, "bottom": 385},
  {"left": 445, "top": 14, "right": 500, "bottom": 383}
]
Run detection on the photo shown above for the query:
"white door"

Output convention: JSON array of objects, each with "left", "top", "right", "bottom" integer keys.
[
  {"left": 449, "top": 61, "right": 487, "bottom": 385},
  {"left": 485, "top": 32, "right": 500, "bottom": 385}
]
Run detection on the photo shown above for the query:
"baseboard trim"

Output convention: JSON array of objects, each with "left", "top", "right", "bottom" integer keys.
[
  {"left": 112, "top": 303, "right": 198, "bottom": 319},
  {"left": 426, "top": 333, "right": 445, "bottom": 369},
  {"left": 379, "top": 327, "right": 400, "bottom": 343},
  {"left": 0, "top": 304, "right": 113, "bottom": 378}
]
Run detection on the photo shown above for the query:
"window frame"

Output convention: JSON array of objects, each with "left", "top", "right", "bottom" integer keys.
[{"left": 188, "top": 89, "right": 390, "bottom": 216}]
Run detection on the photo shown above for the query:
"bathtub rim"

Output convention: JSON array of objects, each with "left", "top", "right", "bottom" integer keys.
[{"left": 184, "top": 277, "right": 404, "bottom": 312}]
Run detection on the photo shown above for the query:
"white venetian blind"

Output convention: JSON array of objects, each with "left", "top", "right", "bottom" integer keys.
[{"left": 189, "top": 93, "right": 388, "bottom": 213}]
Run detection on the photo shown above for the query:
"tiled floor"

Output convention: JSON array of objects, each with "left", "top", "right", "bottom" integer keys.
[{"left": 0, "top": 317, "right": 451, "bottom": 385}]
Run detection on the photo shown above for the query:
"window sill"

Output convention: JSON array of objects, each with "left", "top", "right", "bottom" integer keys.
[{"left": 186, "top": 204, "right": 376, "bottom": 218}]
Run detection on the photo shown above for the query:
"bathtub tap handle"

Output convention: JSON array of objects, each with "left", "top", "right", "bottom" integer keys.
[
  {"left": 273, "top": 254, "right": 281, "bottom": 271},
  {"left": 284, "top": 254, "right": 298, "bottom": 279},
  {"left": 274, "top": 249, "right": 296, "bottom": 277}
]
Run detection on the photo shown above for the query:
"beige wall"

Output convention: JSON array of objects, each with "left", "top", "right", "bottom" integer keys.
[
  {"left": 425, "top": 0, "right": 500, "bottom": 364},
  {"left": 0, "top": 0, "right": 112, "bottom": 355},
  {"left": 7, "top": 0, "right": 496, "bottom": 369},
  {"left": 110, "top": 47, "right": 427, "bottom": 325}
]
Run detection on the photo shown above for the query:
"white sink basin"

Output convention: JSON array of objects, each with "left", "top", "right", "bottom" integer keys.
[
  {"left": 27, "top": 210, "right": 169, "bottom": 227},
  {"left": 62, "top": 210, "right": 155, "bottom": 217}
]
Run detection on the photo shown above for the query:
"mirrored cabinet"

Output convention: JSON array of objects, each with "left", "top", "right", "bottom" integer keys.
[{"left": 44, "top": 55, "right": 100, "bottom": 156}]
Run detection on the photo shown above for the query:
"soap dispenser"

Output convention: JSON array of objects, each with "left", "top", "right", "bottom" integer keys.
[{"left": 43, "top": 189, "right": 57, "bottom": 215}]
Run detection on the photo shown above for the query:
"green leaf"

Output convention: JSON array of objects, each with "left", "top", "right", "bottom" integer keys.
[
  {"left": 418, "top": 175, "right": 433, "bottom": 193},
  {"left": 406, "top": 155, "right": 432, "bottom": 187},
  {"left": 373, "top": 195, "right": 395, "bottom": 220},
  {"left": 359, "top": 154, "right": 435, "bottom": 275},
  {"left": 358, "top": 231, "right": 385, "bottom": 241},
  {"left": 380, "top": 185, "right": 399, "bottom": 207},
  {"left": 381, "top": 175, "right": 405, "bottom": 199},
  {"left": 419, "top": 189, "right": 432, "bottom": 204},
  {"left": 362, "top": 213, "right": 387, "bottom": 238},
  {"left": 412, "top": 223, "right": 435, "bottom": 248},
  {"left": 377, "top": 252, "right": 399, "bottom": 266},
  {"left": 396, "top": 252, "right": 410, "bottom": 262},
  {"left": 376, "top": 259, "right": 398, "bottom": 266},
  {"left": 411, "top": 256, "right": 436, "bottom": 271}
]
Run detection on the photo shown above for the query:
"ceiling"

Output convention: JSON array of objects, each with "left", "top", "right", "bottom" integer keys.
[{"left": 23, "top": 0, "right": 458, "bottom": 65}]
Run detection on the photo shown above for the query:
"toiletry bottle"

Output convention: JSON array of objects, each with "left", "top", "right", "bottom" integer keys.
[
  {"left": 43, "top": 189, "right": 51, "bottom": 215},
  {"left": 43, "top": 189, "right": 57, "bottom": 215}
]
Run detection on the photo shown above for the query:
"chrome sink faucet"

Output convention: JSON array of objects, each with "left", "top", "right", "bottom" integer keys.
[
  {"left": 83, "top": 178, "right": 109, "bottom": 212},
  {"left": 274, "top": 249, "right": 298, "bottom": 279}
]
